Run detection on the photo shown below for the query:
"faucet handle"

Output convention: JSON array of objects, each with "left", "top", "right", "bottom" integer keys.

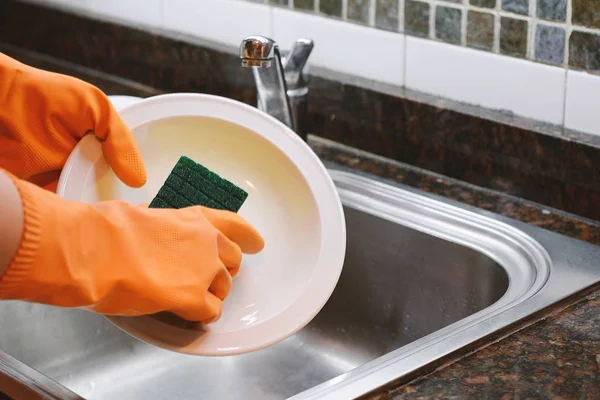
[
  {"left": 240, "top": 35, "right": 277, "bottom": 67},
  {"left": 283, "top": 38, "right": 314, "bottom": 90}
]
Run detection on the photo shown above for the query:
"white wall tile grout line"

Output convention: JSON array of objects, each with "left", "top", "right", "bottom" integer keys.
[
  {"left": 401, "top": 0, "right": 407, "bottom": 87},
  {"left": 464, "top": 0, "right": 469, "bottom": 48},
  {"left": 526, "top": 0, "right": 536, "bottom": 60},
  {"left": 398, "top": 0, "right": 405, "bottom": 33},
  {"left": 493, "top": 0, "right": 501, "bottom": 53},
  {"left": 561, "top": 67, "right": 569, "bottom": 129},
  {"left": 428, "top": 0, "right": 436, "bottom": 40},
  {"left": 569, "top": 25, "right": 600, "bottom": 34},
  {"left": 528, "top": 0, "right": 534, "bottom": 18},
  {"left": 565, "top": 0, "right": 572, "bottom": 67},
  {"left": 460, "top": 0, "right": 467, "bottom": 46},
  {"left": 369, "top": 0, "right": 376, "bottom": 27},
  {"left": 342, "top": 0, "right": 348, "bottom": 20}
]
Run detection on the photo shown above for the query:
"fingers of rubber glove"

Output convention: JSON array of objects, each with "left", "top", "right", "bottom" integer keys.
[
  {"left": 201, "top": 208, "right": 265, "bottom": 254},
  {"left": 87, "top": 88, "right": 146, "bottom": 188},
  {"left": 100, "top": 127, "right": 147, "bottom": 189},
  {"left": 217, "top": 232, "right": 243, "bottom": 277},
  {"left": 171, "top": 292, "right": 224, "bottom": 324},
  {"left": 70, "top": 80, "right": 146, "bottom": 188},
  {"left": 208, "top": 265, "right": 233, "bottom": 300}
]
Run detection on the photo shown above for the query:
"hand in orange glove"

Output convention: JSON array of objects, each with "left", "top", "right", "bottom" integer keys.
[
  {"left": 0, "top": 171, "right": 264, "bottom": 323},
  {"left": 0, "top": 52, "right": 146, "bottom": 192}
]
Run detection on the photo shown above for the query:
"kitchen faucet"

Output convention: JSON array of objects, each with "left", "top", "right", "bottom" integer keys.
[{"left": 239, "top": 35, "right": 314, "bottom": 142}]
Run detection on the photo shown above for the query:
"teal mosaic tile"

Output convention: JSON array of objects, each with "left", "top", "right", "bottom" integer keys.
[
  {"left": 535, "top": 24, "right": 566, "bottom": 65},
  {"left": 537, "top": 0, "right": 567, "bottom": 22},
  {"left": 502, "top": 0, "right": 528, "bottom": 15},
  {"left": 436, "top": 6, "right": 461, "bottom": 44}
]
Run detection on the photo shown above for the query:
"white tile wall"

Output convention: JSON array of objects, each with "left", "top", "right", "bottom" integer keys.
[
  {"left": 405, "top": 36, "right": 567, "bottom": 125},
  {"left": 163, "top": 0, "right": 271, "bottom": 49},
  {"left": 565, "top": 71, "right": 600, "bottom": 137},
  {"left": 21, "top": 0, "right": 600, "bottom": 134},
  {"left": 86, "top": 0, "right": 162, "bottom": 29},
  {"left": 272, "top": 8, "right": 404, "bottom": 87}
]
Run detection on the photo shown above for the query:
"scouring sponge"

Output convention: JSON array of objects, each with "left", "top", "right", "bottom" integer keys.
[{"left": 149, "top": 156, "right": 248, "bottom": 213}]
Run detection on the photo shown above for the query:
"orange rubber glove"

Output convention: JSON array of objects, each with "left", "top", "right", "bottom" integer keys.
[
  {"left": 0, "top": 52, "right": 146, "bottom": 192},
  {"left": 0, "top": 171, "right": 265, "bottom": 323}
]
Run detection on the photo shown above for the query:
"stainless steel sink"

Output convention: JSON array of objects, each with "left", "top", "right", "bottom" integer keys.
[{"left": 1, "top": 167, "right": 599, "bottom": 400}]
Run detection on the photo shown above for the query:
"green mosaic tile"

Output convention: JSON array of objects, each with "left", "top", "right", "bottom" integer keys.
[
  {"left": 405, "top": 0, "right": 430, "bottom": 37},
  {"left": 294, "top": 0, "right": 314, "bottom": 10},
  {"left": 537, "top": 0, "right": 567, "bottom": 22},
  {"left": 319, "top": 0, "right": 342, "bottom": 16},
  {"left": 467, "top": 10, "right": 494, "bottom": 51},
  {"left": 569, "top": 31, "right": 600, "bottom": 72},
  {"left": 436, "top": 6, "right": 461, "bottom": 44},
  {"left": 572, "top": 0, "right": 600, "bottom": 29},
  {"left": 500, "top": 17, "right": 528, "bottom": 58}
]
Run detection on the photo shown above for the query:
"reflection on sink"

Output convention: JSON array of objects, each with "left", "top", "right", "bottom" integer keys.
[
  {"left": 306, "top": 205, "right": 508, "bottom": 363},
  {"left": 1, "top": 169, "right": 599, "bottom": 400}
]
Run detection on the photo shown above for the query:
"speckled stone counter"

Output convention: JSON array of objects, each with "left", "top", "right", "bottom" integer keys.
[
  {"left": 1, "top": 18, "right": 599, "bottom": 400},
  {"left": 383, "top": 291, "right": 600, "bottom": 399}
]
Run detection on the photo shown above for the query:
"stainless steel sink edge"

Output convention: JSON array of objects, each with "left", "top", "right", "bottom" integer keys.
[
  {"left": 289, "top": 167, "right": 600, "bottom": 400},
  {"left": 0, "top": 165, "right": 598, "bottom": 400}
]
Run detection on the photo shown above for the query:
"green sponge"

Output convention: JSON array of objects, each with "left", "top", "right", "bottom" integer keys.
[{"left": 149, "top": 156, "right": 248, "bottom": 213}]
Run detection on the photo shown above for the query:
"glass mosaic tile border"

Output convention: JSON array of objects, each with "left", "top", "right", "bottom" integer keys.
[{"left": 252, "top": 0, "right": 600, "bottom": 73}]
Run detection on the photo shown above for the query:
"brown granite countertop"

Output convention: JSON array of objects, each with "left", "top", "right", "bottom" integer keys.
[{"left": 2, "top": 46, "right": 599, "bottom": 400}]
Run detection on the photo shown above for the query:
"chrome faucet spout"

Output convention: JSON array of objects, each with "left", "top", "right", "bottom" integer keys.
[{"left": 240, "top": 35, "right": 314, "bottom": 142}]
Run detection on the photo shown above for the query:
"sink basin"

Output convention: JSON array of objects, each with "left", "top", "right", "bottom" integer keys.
[{"left": 1, "top": 167, "right": 599, "bottom": 400}]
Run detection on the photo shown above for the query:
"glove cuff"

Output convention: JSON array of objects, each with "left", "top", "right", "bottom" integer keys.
[{"left": 0, "top": 173, "right": 43, "bottom": 298}]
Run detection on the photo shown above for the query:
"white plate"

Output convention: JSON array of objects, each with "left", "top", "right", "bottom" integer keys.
[
  {"left": 106, "top": 94, "right": 145, "bottom": 111},
  {"left": 57, "top": 93, "right": 346, "bottom": 356}
]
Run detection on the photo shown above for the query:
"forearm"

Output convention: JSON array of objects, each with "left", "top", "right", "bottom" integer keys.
[{"left": 0, "top": 170, "right": 24, "bottom": 279}]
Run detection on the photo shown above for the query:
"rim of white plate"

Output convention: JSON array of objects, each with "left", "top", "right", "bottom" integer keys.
[{"left": 57, "top": 93, "right": 347, "bottom": 356}]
